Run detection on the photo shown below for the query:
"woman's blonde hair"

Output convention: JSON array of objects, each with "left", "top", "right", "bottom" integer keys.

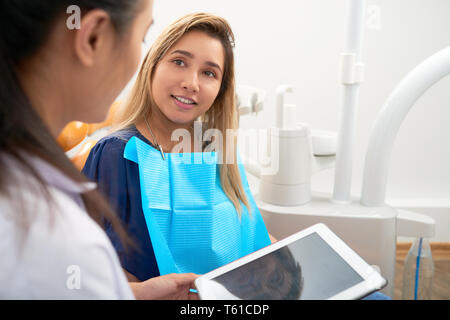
[{"left": 112, "top": 13, "right": 250, "bottom": 214}]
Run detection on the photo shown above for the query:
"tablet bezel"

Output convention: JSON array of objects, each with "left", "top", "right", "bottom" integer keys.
[{"left": 195, "top": 223, "right": 387, "bottom": 300}]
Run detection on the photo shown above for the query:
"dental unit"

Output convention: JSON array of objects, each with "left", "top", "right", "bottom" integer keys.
[{"left": 236, "top": 0, "right": 447, "bottom": 297}]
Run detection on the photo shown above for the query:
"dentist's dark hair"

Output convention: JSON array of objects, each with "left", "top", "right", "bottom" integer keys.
[{"left": 0, "top": 0, "right": 141, "bottom": 248}]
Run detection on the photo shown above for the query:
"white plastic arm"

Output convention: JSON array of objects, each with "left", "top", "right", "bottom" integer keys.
[{"left": 361, "top": 46, "right": 450, "bottom": 206}]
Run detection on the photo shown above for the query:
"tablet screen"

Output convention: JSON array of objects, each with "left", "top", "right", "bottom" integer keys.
[{"left": 211, "top": 232, "right": 365, "bottom": 299}]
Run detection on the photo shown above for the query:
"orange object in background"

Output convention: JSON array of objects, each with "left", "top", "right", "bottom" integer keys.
[
  {"left": 57, "top": 121, "right": 89, "bottom": 152},
  {"left": 57, "top": 102, "right": 121, "bottom": 170},
  {"left": 71, "top": 139, "right": 98, "bottom": 171}
]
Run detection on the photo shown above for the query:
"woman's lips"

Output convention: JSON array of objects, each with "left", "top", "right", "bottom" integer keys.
[{"left": 171, "top": 95, "right": 197, "bottom": 110}]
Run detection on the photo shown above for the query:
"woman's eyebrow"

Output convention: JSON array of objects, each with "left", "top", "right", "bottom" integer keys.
[
  {"left": 171, "top": 50, "right": 222, "bottom": 73},
  {"left": 205, "top": 61, "right": 222, "bottom": 73},
  {"left": 171, "top": 49, "right": 194, "bottom": 58}
]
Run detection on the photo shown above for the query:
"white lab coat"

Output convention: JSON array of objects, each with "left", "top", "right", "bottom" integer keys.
[{"left": 0, "top": 154, "right": 134, "bottom": 299}]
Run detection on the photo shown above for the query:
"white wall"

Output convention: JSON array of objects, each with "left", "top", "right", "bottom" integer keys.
[{"left": 121, "top": 0, "right": 450, "bottom": 240}]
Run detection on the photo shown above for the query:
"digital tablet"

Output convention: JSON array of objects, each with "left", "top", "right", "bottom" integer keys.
[{"left": 195, "top": 223, "right": 387, "bottom": 300}]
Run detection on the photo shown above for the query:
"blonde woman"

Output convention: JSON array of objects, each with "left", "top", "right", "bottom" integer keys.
[{"left": 83, "top": 13, "right": 274, "bottom": 283}]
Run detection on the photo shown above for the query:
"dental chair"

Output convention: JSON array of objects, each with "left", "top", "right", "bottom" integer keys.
[{"left": 57, "top": 101, "right": 121, "bottom": 170}]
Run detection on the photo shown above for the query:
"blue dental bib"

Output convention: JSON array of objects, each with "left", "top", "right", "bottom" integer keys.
[{"left": 124, "top": 136, "right": 271, "bottom": 275}]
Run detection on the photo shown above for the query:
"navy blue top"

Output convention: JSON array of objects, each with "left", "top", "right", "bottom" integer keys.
[{"left": 82, "top": 126, "right": 160, "bottom": 280}]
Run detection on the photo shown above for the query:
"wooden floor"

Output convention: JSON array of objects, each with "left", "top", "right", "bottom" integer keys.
[{"left": 394, "top": 242, "right": 450, "bottom": 300}]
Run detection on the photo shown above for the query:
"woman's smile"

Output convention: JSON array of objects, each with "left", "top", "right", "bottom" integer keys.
[{"left": 171, "top": 94, "right": 197, "bottom": 110}]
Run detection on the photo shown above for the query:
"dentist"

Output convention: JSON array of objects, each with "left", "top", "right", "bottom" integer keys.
[{"left": 0, "top": 0, "right": 197, "bottom": 299}]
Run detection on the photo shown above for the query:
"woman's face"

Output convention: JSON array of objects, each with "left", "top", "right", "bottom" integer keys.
[
  {"left": 108, "top": 0, "right": 154, "bottom": 105},
  {"left": 151, "top": 30, "right": 225, "bottom": 125},
  {"left": 78, "top": 0, "right": 154, "bottom": 124}
]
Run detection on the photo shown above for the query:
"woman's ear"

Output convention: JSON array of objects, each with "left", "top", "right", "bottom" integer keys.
[{"left": 73, "top": 9, "right": 113, "bottom": 67}]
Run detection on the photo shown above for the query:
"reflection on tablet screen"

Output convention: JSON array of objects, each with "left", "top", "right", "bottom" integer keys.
[{"left": 212, "top": 232, "right": 364, "bottom": 300}]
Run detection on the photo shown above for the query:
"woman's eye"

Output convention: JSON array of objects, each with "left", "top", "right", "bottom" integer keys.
[
  {"left": 204, "top": 71, "right": 216, "bottom": 78},
  {"left": 173, "top": 59, "right": 185, "bottom": 66}
]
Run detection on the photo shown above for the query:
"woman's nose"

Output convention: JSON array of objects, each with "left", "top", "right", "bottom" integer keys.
[{"left": 181, "top": 72, "right": 200, "bottom": 92}]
